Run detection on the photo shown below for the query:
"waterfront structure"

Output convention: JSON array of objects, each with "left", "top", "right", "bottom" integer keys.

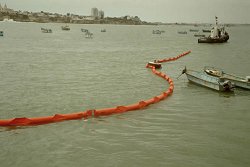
[
  {"left": 91, "top": 8, "right": 104, "bottom": 19},
  {"left": 91, "top": 8, "right": 99, "bottom": 19},
  {"left": 99, "top": 10, "right": 104, "bottom": 19},
  {"left": 0, "top": 4, "right": 147, "bottom": 25}
]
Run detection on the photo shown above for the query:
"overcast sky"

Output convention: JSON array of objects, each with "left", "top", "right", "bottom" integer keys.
[{"left": 1, "top": 0, "right": 250, "bottom": 24}]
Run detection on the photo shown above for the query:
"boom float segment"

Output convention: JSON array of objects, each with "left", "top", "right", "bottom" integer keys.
[{"left": 0, "top": 51, "right": 191, "bottom": 126}]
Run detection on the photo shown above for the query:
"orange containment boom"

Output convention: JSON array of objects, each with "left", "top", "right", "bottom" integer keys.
[{"left": 0, "top": 51, "right": 191, "bottom": 126}]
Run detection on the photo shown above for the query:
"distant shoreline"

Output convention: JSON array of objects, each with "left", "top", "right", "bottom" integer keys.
[
  {"left": 0, "top": 10, "right": 157, "bottom": 25},
  {"left": 1, "top": 11, "right": 249, "bottom": 26}
]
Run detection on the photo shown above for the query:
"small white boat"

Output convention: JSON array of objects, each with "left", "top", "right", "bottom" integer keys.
[
  {"left": 194, "top": 33, "right": 205, "bottom": 37},
  {"left": 147, "top": 61, "right": 162, "bottom": 69},
  {"left": 204, "top": 66, "right": 250, "bottom": 90},
  {"left": 81, "top": 28, "right": 88, "bottom": 32},
  {"left": 182, "top": 67, "right": 234, "bottom": 92},
  {"left": 85, "top": 31, "right": 93, "bottom": 38},
  {"left": 41, "top": 28, "right": 52, "bottom": 33},
  {"left": 190, "top": 29, "right": 199, "bottom": 32},
  {"left": 61, "top": 25, "right": 70, "bottom": 31},
  {"left": 152, "top": 30, "right": 161, "bottom": 34}
]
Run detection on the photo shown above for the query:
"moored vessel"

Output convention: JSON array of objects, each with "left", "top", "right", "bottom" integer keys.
[
  {"left": 182, "top": 67, "right": 234, "bottom": 92},
  {"left": 198, "top": 17, "right": 229, "bottom": 43},
  {"left": 147, "top": 61, "right": 162, "bottom": 69},
  {"left": 41, "top": 28, "right": 52, "bottom": 33},
  {"left": 204, "top": 66, "right": 250, "bottom": 90},
  {"left": 61, "top": 25, "right": 70, "bottom": 31}
]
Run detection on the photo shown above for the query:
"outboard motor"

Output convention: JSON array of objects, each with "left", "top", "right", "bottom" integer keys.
[
  {"left": 222, "top": 80, "right": 234, "bottom": 91},
  {"left": 246, "top": 76, "right": 250, "bottom": 82}
]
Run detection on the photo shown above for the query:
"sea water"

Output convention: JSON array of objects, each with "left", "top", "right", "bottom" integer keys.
[{"left": 0, "top": 22, "right": 250, "bottom": 167}]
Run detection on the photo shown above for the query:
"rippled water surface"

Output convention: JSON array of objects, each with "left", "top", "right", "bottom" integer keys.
[{"left": 0, "top": 22, "right": 250, "bottom": 167}]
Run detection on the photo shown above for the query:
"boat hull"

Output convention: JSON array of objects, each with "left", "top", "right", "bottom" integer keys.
[
  {"left": 204, "top": 66, "right": 250, "bottom": 90},
  {"left": 202, "top": 29, "right": 211, "bottom": 33},
  {"left": 41, "top": 28, "right": 52, "bottom": 33},
  {"left": 228, "top": 79, "right": 250, "bottom": 90},
  {"left": 61, "top": 26, "right": 70, "bottom": 31},
  {"left": 185, "top": 70, "right": 234, "bottom": 92},
  {"left": 198, "top": 35, "right": 229, "bottom": 43},
  {"left": 147, "top": 62, "right": 162, "bottom": 69}
]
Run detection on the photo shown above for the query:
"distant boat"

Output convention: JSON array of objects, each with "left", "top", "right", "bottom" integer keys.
[
  {"left": 202, "top": 29, "right": 211, "bottom": 33},
  {"left": 61, "top": 25, "right": 70, "bottom": 31},
  {"left": 81, "top": 28, "right": 88, "bottom": 32},
  {"left": 85, "top": 31, "right": 93, "bottom": 38},
  {"left": 189, "top": 29, "right": 199, "bottom": 32},
  {"left": 204, "top": 66, "right": 250, "bottom": 90},
  {"left": 101, "top": 29, "right": 106, "bottom": 32},
  {"left": 194, "top": 33, "right": 205, "bottom": 37},
  {"left": 152, "top": 30, "right": 161, "bottom": 34},
  {"left": 147, "top": 61, "right": 162, "bottom": 69},
  {"left": 182, "top": 67, "right": 234, "bottom": 92},
  {"left": 41, "top": 28, "right": 52, "bottom": 33},
  {"left": 178, "top": 31, "right": 187, "bottom": 34},
  {"left": 0, "top": 31, "right": 3, "bottom": 36},
  {"left": 198, "top": 17, "right": 229, "bottom": 43}
]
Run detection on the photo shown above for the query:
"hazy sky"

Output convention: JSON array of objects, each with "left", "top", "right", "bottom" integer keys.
[{"left": 1, "top": 0, "right": 250, "bottom": 24}]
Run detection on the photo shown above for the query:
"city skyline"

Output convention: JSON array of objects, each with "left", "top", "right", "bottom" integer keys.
[{"left": 1, "top": 0, "right": 250, "bottom": 24}]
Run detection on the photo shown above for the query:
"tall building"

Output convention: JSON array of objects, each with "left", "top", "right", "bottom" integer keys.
[
  {"left": 91, "top": 8, "right": 98, "bottom": 19},
  {"left": 98, "top": 10, "right": 104, "bottom": 19},
  {"left": 0, "top": 3, "right": 14, "bottom": 13}
]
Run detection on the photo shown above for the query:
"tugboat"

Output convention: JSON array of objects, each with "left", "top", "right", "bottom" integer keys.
[{"left": 198, "top": 16, "right": 229, "bottom": 43}]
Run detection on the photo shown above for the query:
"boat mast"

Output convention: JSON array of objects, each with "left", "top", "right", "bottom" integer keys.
[{"left": 215, "top": 16, "right": 218, "bottom": 26}]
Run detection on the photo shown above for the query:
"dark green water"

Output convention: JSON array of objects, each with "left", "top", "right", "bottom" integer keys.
[{"left": 0, "top": 22, "right": 250, "bottom": 167}]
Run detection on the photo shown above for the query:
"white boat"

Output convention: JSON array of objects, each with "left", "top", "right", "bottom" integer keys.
[
  {"left": 194, "top": 33, "right": 205, "bottom": 37},
  {"left": 182, "top": 67, "right": 234, "bottom": 92},
  {"left": 41, "top": 28, "right": 52, "bottom": 33},
  {"left": 178, "top": 31, "right": 187, "bottom": 34},
  {"left": 190, "top": 29, "right": 199, "bottom": 32},
  {"left": 147, "top": 61, "right": 162, "bottom": 69},
  {"left": 204, "top": 66, "right": 250, "bottom": 90},
  {"left": 85, "top": 31, "right": 93, "bottom": 38},
  {"left": 81, "top": 28, "right": 88, "bottom": 32},
  {"left": 152, "top": 30, "right": 161, "bottom": 34},
  {"left": 61, "top": 25, "right": 70, "bottom": 31}
]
